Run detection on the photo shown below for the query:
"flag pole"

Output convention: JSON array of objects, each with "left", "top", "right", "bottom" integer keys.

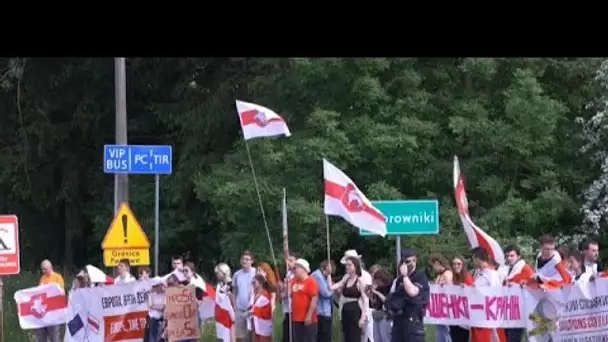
[
  {"left": 325, "top": 215, "right": 331, "bottom": 263},
  {"left": 282, "top": 187, "right": 289, "bottom": 270},
  {"left": 244, "top": 140, "right": 278, "bottom": 270},
  {"left": 282, "top": 187, "right": 294, "bottom": 342}
]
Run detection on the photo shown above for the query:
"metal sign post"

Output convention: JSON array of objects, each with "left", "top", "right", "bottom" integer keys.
[{"left": 103, "top": 144, "right": 173, "bottom": 275}]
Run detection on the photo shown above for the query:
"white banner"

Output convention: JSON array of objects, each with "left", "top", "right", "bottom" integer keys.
[
  {"left": 15, "top": 283, "right": 68, "bottom": 330},
  {"left": 64, "top": 280, "right": 153, "bottom": 342},
  {"left": 425, "top": 283, "right": 530, "bottom": 328},
  {"left": 526, "top": 278, "right": 608, "bottom": 342}
]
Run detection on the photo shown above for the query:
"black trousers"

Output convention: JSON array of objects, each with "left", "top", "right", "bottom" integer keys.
[
  {"left": 391, "top": 317, "right": 424, "bottom": 342},
  {"left": 293, "top": 322, "right": 318, "bottom": 342},
  {"left": 317, "top": 316, "right": 332, "bottom": 342},
  {"left": 506, "top": 328, "right": 524, "bottom": 342},
  {"left": 449, "top": 325, "right": 470, "bottom": 342},
  {"left": 283, "top": 314, "right": 293, "bottom": 342}
]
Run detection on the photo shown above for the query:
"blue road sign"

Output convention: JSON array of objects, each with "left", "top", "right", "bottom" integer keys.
[
  {"left": 103, "top": 145, "right": 172, "bottom": 175},
  {"left": 360, "top": 200, "right": 439, "bottom": 236}
]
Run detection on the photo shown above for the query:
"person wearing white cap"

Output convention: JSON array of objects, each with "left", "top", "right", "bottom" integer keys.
[
  {"left": 290, "top": 258, "right": 319, "bottom": 342},
  {"left": 340, "top": 250, "right": 374, "bottom": 342}
]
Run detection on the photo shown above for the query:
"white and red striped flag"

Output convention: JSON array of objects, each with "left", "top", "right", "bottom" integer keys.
[
  {"left": 236, "top": 100, "right": 291, "bottom": 141},
  {"left": 191, "top": 277, "right": 216, "bottom": 321},
  {"left": 453, "top": 156, "right": 505, "bottom": 265},
  {"left": 323, "top": 159, "right": 387, "bottom": 236},
  {"left": 15, "top": 283, "right": 67, "bottom": 330},
  {"left": 215, "top": 287, "right": 235, "bottom": 342}
]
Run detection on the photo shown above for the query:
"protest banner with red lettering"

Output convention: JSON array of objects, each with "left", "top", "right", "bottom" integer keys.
[
  {"left": 165, "top": 285, "right": 200, "bottom": 342},
  {"left": 526, "top": 277, "right": 608, "bottom": 342},
  {"left": 425, "top": 284, "right": 530, "bottom": 328},
  {"left": 64, "top": 280, "right": 152, "bottom": 342}
]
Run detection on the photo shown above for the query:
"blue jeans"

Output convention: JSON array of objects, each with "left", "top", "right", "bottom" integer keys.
[
  {"left": 435, "top": 325, "right": 452, "bottom": 342},
  {"left": 373, "top": 317, "right": 391, "bottom": 342},
  {"left": 148, "top": 317, "right": 164, "bottom": 342}
]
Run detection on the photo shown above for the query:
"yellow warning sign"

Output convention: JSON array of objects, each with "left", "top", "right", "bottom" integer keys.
[
  {"left": 103, "top": 248, "right": 150, "bottom": 266},
  {"left": 101, "top": 203, "right": 151, "bottom": 249}
]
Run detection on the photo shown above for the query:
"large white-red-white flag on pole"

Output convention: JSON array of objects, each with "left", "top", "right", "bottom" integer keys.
[
  {"left": 453, "top": 156, "right": 505, "bottom": 265},
  {"left": 236, "top": 100, "right": 291, "bottom": 141},
  {"left": 323, "top": 159, "right": 387, "bottom": 237},
  {"left": 15, "top": 283, "right": 68, "bottom": 330}
]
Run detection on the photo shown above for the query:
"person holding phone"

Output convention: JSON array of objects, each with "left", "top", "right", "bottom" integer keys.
[{"left": 387, "top": 248, "right": 429, "bottom": 342}]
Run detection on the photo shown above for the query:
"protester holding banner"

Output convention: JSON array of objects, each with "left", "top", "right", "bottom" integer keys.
[
  {"left": 37, "top": 259, "right": 65, "bottom": 342},
  {"left": 580, "top": 238, "right": 602, "bottom": 275},
  {"left": 470, "top": 247, "right": 506, "bottom": 342},
  {"left": 503, "top": 245, "right": 534, "bottom": 342},
  {"left": 429, "top": 253, "right": 453, "bottom": 342},
  {"left": 567, "top": 249, "right": 593, "bottom": 282},
  {"left": 114, "top": 259, "right": 136, "bottom": 284},
  {"left": 533, "top": 235, "right": 572, "bottom": 289},
  {"left": 147, "top": 277, "right": 166, "bottom": 342},
  {"left": 139, "top": 267, "right": 151, "bottom": 280},
  {"left": 448, "top": 256, "right": 473, "bottom": 342}
]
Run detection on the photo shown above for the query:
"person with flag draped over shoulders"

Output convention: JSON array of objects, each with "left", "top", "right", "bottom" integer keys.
[
  {"left": 531, "top": 235, "right": 572, "bottom": 289},
  {"left": 470, "top": 247, "right": 506, "bottom": 342},
  {"left": 248, "top": 274, "right": 273, "bottom": 342},
  {"left": 387, "top": 248, "right": 429, "bottom": 342},
  {"left": 503, "top": 245, "right": 534, "bottom": 342}
]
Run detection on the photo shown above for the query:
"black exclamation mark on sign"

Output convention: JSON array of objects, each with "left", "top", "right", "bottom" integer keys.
[{"left": 122, "top": 214, "right": 128, "bottom": 244}]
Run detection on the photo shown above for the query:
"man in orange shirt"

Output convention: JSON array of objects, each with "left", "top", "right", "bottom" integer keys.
[
  {"left": 37, "top": 259, "right": 64, "bottom": 342},
  {"left": 290, "top": 258, "right": 318, "bottom": 342}
]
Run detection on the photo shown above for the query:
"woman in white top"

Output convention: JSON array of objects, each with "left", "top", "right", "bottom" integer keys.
[{"left": 147, "top": 277, "right": 166, "bottom": 342}]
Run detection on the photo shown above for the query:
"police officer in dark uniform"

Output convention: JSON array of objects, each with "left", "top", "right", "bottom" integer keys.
[{"left": 387, "top": 248, "right": 430, "bottom": 342}]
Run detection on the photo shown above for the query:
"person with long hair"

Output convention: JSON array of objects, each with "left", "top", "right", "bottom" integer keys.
[
  {"left": 329, "top": 256, "right": 369, "bottom": 342},
  {"left": 567, "top": 249, "right": 591, "bottom": 282},
  {"left": 256, "top": 262, "right": 279, "bottom": 310},
  {"left": 370, "top": 266, "right": 392, "bottom": 342},
  {"left": 450, "top": 256, "right": 473, "bottom": 342},
  {"left": 430, "top": 253, "right": 453, "bottom": 342},
  {"left": 249, "top": 274, "right": 273, "bottom": 342}
]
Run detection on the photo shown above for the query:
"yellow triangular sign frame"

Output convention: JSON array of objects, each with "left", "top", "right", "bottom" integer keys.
[{"left": 101, "top": 203, "right": 151, "bottom": 249}]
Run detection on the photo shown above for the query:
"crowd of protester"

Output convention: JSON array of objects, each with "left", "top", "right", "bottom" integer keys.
[{"left": 33, "top": 234, "right": 605, "bottom": 342}]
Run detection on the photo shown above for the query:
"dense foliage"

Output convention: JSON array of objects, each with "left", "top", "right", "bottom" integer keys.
[{"left": 0, "top": 57, "right": 604, "bottom": 276}]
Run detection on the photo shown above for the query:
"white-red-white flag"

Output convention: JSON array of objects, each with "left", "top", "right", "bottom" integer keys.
[
  {"left": 236, "top": 100, "right": 291, "bottom": 141},
  {"left": 453, "top": 156, "right": 505, "bottom": 265},
  {"left": 323, "top": 159, "right": 387, "bottom": 236},
  {"left": 15, "top": 283, "right": 67, "bottom": 330},
  {"left": 191, "top": 277, "right": 216, "bottom": 321},
  {"left": 215, "top": 287, "right": 235, "bottom": 342}
]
